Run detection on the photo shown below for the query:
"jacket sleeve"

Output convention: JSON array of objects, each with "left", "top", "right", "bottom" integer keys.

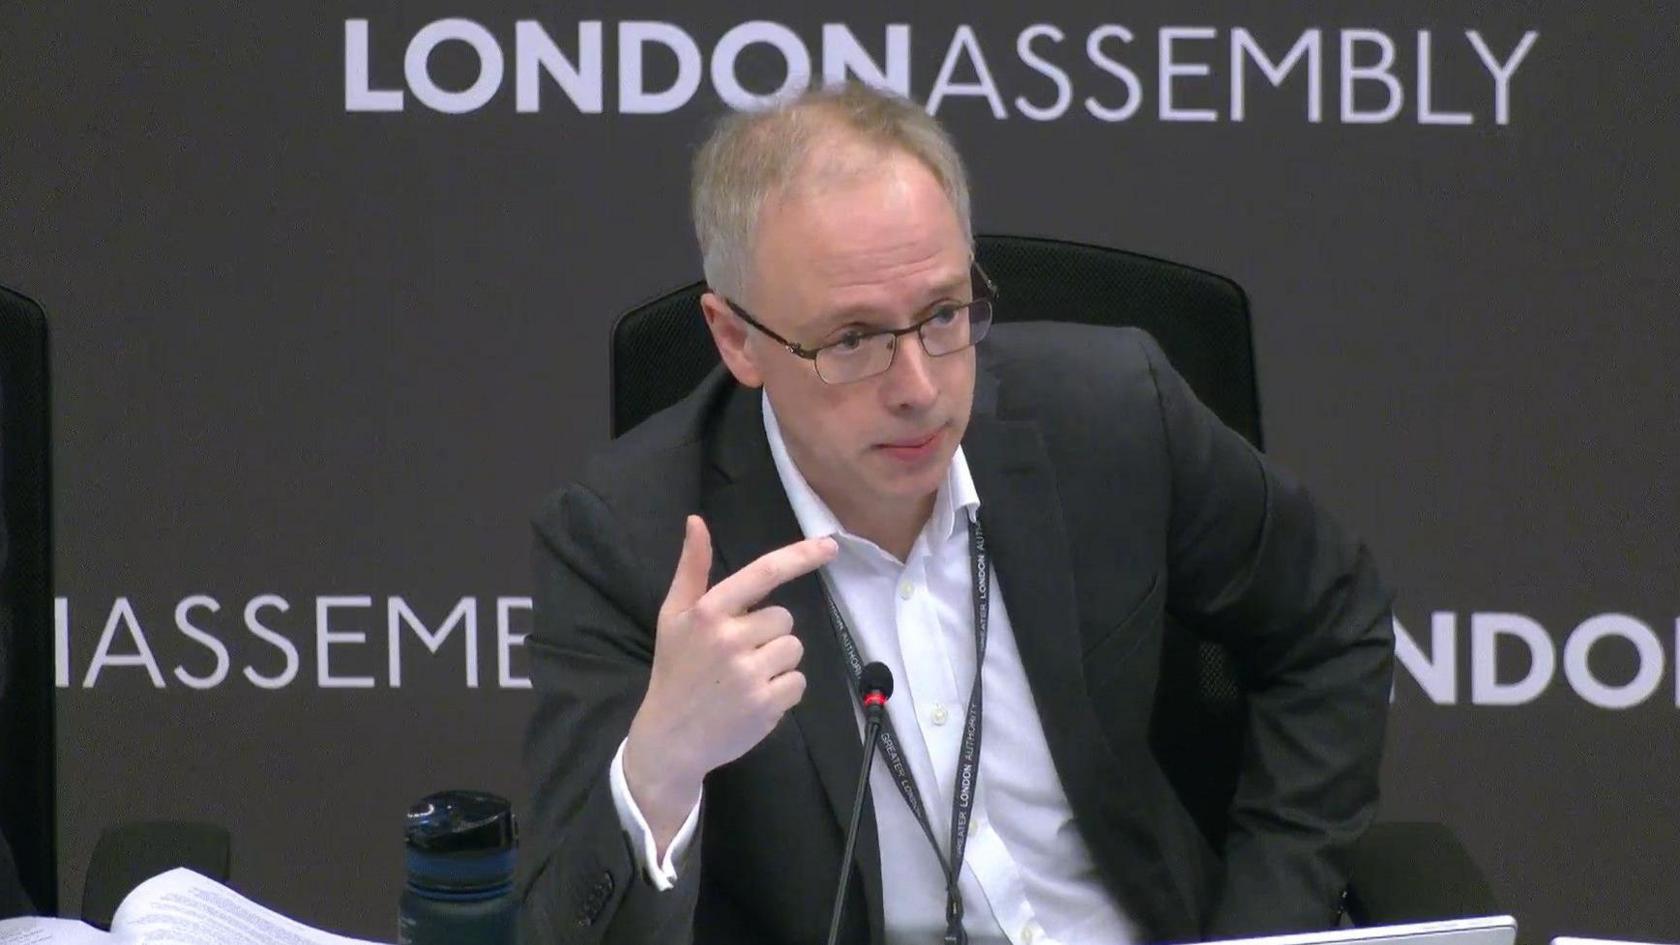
[
  {"left": 517, "top": 483, "right": 703, "bottom": 945},
  {"left": 1138, "top": 333, "right": 1397, "bottom": 938}
]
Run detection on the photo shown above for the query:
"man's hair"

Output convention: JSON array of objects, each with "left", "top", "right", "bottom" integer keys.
[{"left": 690, "top": 83, "right": 973, "bottom": 303}]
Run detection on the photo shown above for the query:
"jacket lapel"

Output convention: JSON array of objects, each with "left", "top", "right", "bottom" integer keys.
[
  {"left": 963, "top": 369, "right": 1201, "bottom": 939},
  {"left": 701, "top": 385, "right": 886, "bottom": 944},
  {"left": 961, "top": 407, "right": 1101, "bottom": 818}
]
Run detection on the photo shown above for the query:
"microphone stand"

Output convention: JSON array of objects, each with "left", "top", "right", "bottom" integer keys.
[{"left": 825, "top": 699, "right": 886, "bottom": 945}]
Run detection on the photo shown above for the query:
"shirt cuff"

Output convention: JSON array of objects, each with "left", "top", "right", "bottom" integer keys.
[{"left": 609, "top": 737, "right": 701, "bottom": 890}]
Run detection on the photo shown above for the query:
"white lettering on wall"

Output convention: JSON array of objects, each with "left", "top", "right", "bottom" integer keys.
[
  {"left": 244, "top": 595, "right": 300, "bottom": 689},
  {"left": 1159, "top": 26, "right": 1219, "bottom": 122},
  {"left": 57, "top": 595, "right": 532, "bottom": 691},
  {"left": 342, "top": 20, "right": 1540, "bottom": 125},
  {"left": 1015, "top": 25, "right": 1072, "bottom": 121},
  {"left": 1394, "top": 611, "right": 1458, "bottom": 704},
  {"left": 711, "top": 21, "right": 811, "bottom": 110},
  {"left": 345, "top": 20, "right": 404, "bottom": 111},
  {"left": 1563, "top": 614, "right": 1664, "bottom": 709},
  {"left": 1417, "top": 30, "right": 1473, "bottom": 125},
  {"left": 498, "top": 597, "right": 534, "bottom": 690},
  {"left": 1231, "top": 28, "right": 1321, "bottom": 122},
  {"left": 174, "top": 595, "right": 231, "bottom": 689},
  {"left": 822, "top": 24, "right": 910, "bottom": 95},
  {"left": 388, "top": 597, "right": 480, "bottom": 688},
  {"left": 618, "top": 21, "right": 703, "bottom": 114},
  {"left": 1340, "top": 29, "right": 1403, "bottom": 123},
  {"left": 316, "top": 596, "right": 376, "bottom": 689},
  {"left": 927, "top": 25, "right": 1007, "bottom": 118},
  {"left": 405, "top": 19, "right": 505, "bottom": 114},
  {"left": 1085, "top": 26, "right": 1143, "bottom": 121},
  {"left": 515, "top": 20, "right": 603, "bottom": 113},
  {"left": 1467, "top": 30, "right": 1539, "bottom": 125},
  {"left": 83, "top": 598, "right": 165, "bottom": 689}
]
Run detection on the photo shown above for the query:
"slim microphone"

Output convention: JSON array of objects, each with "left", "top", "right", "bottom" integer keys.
[{"left": 825, "top": 662, "right": 894, "bottom": 945}]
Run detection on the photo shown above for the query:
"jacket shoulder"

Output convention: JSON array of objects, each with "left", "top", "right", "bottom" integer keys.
[
  {"left": 984, "top": 322, "right": 1165, "bottom": 419},
  {"left": 540, "top": 367, "right": 738, "bottom": 513}
]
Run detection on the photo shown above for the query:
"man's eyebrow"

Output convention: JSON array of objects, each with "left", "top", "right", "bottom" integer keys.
[{"left": 807, "top": 304, "right": 892, "bottom": 333}]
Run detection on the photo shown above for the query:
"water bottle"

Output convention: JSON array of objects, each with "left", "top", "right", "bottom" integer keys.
[{"left": 398, "top": 790, "right": 518, "bottom": 945}]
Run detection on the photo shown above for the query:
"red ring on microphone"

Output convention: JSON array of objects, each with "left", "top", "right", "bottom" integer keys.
[{"left": 862, "top": 691, "right": 887, "bottom": 709}]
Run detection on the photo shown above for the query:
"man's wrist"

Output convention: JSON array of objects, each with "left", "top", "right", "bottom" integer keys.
[
  {"left": 609, "top": 739, "right": 701, "bottom": 890},
  {"left": 623, "top": 726, "right": 704, "bottom": 835}
]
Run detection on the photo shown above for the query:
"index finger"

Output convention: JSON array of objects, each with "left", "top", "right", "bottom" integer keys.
[{"left": 703, "top": 535, "right": 838, "bottom": 616}]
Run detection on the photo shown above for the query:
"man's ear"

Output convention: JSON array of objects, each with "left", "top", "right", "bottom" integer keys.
[{"left": 700, "top": 291, "right": 764, "bottom": 388}]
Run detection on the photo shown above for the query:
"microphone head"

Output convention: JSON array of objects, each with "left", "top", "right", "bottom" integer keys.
[{"left": 858, "top": 662, "right": 893, "bottom": 701}]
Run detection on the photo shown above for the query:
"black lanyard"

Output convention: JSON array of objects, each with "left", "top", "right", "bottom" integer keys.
[{"left": 821, "top": 518, "right": 990, "bottom": 945}]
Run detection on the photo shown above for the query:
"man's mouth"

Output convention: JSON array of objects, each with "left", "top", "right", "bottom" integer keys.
[
  {"left": 879, "top": 430, "right": 941, "bottom": 450},
  {"left": 874, "top": 427, "right": 946, "bottom": 465}
]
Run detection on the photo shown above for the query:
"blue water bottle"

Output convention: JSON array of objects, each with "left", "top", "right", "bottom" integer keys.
[{"left": 398, "top": 790, "right": 518, "bottom": 945}]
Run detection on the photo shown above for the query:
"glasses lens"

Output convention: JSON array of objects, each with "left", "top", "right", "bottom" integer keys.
[
  {"left": 814, "top": 332, "right": 896, "bottom": 384},
  {"left": 921, "top": 300, "right": 993, "bottom": 357}
]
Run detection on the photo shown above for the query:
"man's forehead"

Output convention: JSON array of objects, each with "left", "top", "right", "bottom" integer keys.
[
  {"left": 805, "top": 240, "right": 967, "bottom": 287},
  {"left": 755, "top": 179, "right": 965, "bottom": 284},
  {"left": 784, "top": 129, "right": 896, "bottom": 195},
  {"left": 741, "top": 142, "right": 968, "bottom": 326}
]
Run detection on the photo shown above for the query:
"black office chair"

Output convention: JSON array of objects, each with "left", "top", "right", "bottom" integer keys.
[
  {"left": 607, "top": 235, "right": 1497, "bottom": 926},
  {"left": 0, "top": 284, "right": 56, "bottom": 918},
  {"left": 0, "top": 284, "right": 232, "bottom": 926}
]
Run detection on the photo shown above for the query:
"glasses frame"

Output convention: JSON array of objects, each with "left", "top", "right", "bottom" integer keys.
[{"left": 719, "top": 261, "right": 999, "bottom": 385}]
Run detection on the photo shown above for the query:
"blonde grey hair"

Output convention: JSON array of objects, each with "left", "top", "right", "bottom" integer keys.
[{"left": 690, "top": 83, "right": 973, "bottom": 303}]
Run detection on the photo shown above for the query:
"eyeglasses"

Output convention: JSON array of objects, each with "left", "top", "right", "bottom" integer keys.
[{"left": 720, "top": 262, "right": 998, "bottom": 385}]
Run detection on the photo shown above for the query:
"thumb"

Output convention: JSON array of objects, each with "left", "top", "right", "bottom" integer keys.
[{"left": 660, "top": 515, "right": 713, "bottom": 619}]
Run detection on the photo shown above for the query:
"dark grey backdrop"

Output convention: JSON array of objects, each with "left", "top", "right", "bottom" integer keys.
[{"left": 2, "top": 2, "right": 1675, "bottom": 942}]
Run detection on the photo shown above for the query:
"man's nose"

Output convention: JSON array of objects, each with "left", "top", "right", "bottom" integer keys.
[{"left": 882, "top": 334, "right": 939, "bottom": 409}]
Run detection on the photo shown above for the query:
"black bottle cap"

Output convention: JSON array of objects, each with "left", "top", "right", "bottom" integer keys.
[{"left": 404, "top": 790, "right": 517, "bottom": 855}]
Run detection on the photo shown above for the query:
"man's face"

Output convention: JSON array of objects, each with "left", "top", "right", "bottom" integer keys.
[{"left": 703, "top": 147, "right": 976, "bottom": 526}]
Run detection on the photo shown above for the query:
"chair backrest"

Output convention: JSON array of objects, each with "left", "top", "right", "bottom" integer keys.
[
  {"left": 0, "top": 284, "right": 55, "bottom": 914},
  {"left": 609, "top": 235, "right": 1259, "bottom": 846}
]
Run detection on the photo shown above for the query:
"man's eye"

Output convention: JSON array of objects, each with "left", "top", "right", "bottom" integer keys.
[
  {"left": 832, "top": 331, "right": 868, "bottom": 352},
  {"left": 930, "top": 306, "right": 960, "bottom": 325}
]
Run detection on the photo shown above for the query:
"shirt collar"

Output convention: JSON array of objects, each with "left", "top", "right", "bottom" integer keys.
[{"left": 761, "top": 391, "right": 979, "bottom": 552}]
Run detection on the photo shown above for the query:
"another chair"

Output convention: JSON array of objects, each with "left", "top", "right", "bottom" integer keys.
[
  {"left": 607, "top": 235, "right": 1498, "bottom": 925},
  {"left": 0, "top": 284, "right": 233, "bottom": 924},
  {"left": 0, "top": 283, "right": 57, "bottom": 916}
]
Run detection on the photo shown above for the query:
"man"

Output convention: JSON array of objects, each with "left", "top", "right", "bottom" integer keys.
[{"left": 519, "top": 84, "right": 1394, "bottom": 945}]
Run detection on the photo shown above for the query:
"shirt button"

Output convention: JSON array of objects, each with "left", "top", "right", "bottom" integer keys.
[
  {"left": 898, "top": 581, "right": 914, "bottom": 599},
  {"left": 1022, "top": 925, "right": 1037, "bottom": 944},
  {"left": 930, "top": 704, "right": 949, "bottom": 726}
]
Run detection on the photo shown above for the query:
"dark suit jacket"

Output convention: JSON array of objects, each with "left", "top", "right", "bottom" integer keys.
[{"left": 519, "top": 323, "right": 1394, "bottom": 945}]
